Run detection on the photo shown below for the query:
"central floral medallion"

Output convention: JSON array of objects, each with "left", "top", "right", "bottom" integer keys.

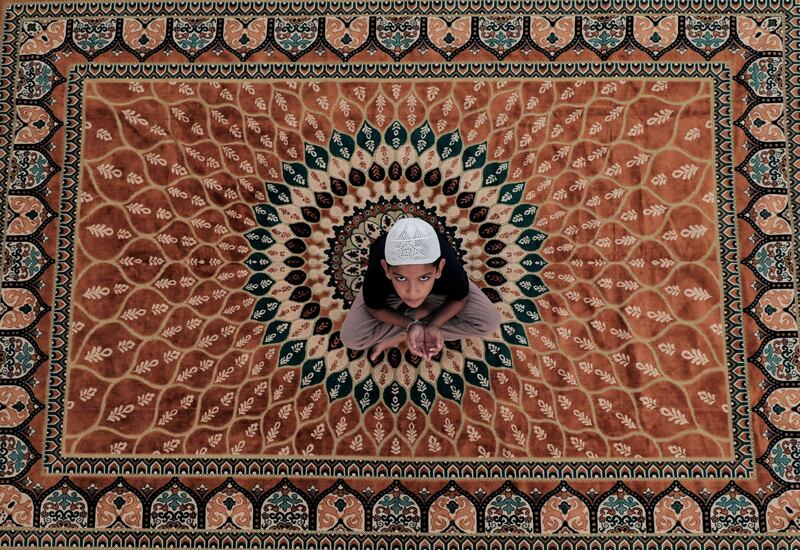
[{"left": 244, "top": 119, "right": 548, "bottom": 414}]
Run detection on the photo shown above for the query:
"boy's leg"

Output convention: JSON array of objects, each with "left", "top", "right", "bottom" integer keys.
[
  {"left": 433, "top": 280, "right": 502, "bottom": 341},
  {"left": 339, "top": 290, "right": 406, "bottom": 350}
]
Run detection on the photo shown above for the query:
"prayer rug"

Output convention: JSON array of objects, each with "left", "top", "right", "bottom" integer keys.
[{"left": 1, "top": 0, "right": 799, "bottom": 548}]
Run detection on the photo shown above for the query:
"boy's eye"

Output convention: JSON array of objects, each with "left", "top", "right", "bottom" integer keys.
[{"left": 419, "top": 276, "right": 430, "bottom": 281}]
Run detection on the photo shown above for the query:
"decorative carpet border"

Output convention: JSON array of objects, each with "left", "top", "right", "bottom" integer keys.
[
  {"left": 784, "top": 10, "right": 800, "bottom": 331},
  {"left": 43, "top": 60, "right": 752, "bottom": 479},
  {"left": 3, "top": 530, "right": 800, "bottom": 549},
  {"left": 4, "top": 0, "right": 798, "bottom": 17},
  {"left": 0, "top": 2, "right": 797, "bottom": 540}
]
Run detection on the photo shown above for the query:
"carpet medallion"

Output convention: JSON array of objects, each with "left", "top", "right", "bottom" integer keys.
[{"left": 1, "top": 1, "right": 800, "bottom": 548}]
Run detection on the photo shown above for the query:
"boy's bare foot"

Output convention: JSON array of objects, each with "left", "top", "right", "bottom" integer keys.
[{"left": 369, "top": 333, "right": 405, "bottom": 361}]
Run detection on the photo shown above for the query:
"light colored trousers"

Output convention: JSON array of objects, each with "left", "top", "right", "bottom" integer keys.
[{"left": 340, "top": 280, "right": 502, "bottom": 350}]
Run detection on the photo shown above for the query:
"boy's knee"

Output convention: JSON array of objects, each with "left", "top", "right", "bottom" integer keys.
[
  {"left": 450, "top": 291, "right": 500, "bottom": 336},
  {"left": 339, "top": 324, "right": 367, "bottom": 350},
  {"left": 459, "top": 305, "right": 501, "bottom": 337},
  {"left": 479, "top": 307, "right": 501, "bottom": 335}
]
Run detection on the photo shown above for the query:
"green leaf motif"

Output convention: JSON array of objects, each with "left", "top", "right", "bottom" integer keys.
[
  {"left": 244, "top": 252, "right": 271, "bottom": 271},
  {"left": 253, "top": 204, "right": 281, "bottom": 227},
  {"left": 278, "top": 340, "right": 306, "bottom": 367},
  {"left": 357, "top": 121, "right": 381, "bottom": 154},
  {"left": 436, "top": 130, "right": 462, "bottom": 160},
  {"left": 410, "top": 122, "right": 435, "bottom": 154},
  {"left": 265, "top": 182, "right": 292, "bottom": 205},
  {"left": 437, "top": 369, "right": 464, "bottom": 403},
  {"left": 244, "top": 228, "right": 275, "bottom": 251},
  {"left": 462, "top": 142, "right": 488, "bottom": 171},
  {"left": 516, "top": 229, "right": 547, "bottom": 251},
  {"left": 521, "top": 253, "right": 546, "bottom": 273},
  {"left": 511, "top": 299, "right": 542, "bottom": 323},
  {"left": 501, "top": 322, "right": 529, "bottom": 346},
  {"left": 263, "top": 321, "right": 291, "bottom": 345},
  {"left": 251, "top": 297, "right": 280, "bottom": 322},
  {"left": 482, "top": 161, "right": 509, "bottom": 187},
  {"left": 329, "top": 130, "right": 355, "bottom": 161},
  {"left": 383, "top": 381, "right": 407, "bottom": 414},
  {"left": 326, "top": 369, "right": 353, "bottom": 402},
  {"left": 464, "top": 359, "right": 491, "bottom": 389},
  {"left": 499, "top": 182, "right": 525, "bottom": 205},
  {"left": 304, "top": 144, "right": 329, "bottom": 171},
  {"left": 517, "top": 274, "right": 548, "bottom": 298},
  {"left": 282, "top": 162, "right": 308, "bottom": 187},
  {"left": 510, "top": 204, "right": 538, "bottom": 227},
  {"left": 385, "top": 121, "right": 408, "bottom": 150},
  {"left": 301, "top": 357, "right": 326, "bottom": 388},
  {"left": 354, "top": 375, "right": 380, "bottom": 412},
  {"left": 409, "top": 376, "right": 435, "bottom": 413},
  {"left": 484, "top": 340, "right": 513, "bottom": 369},
  {"left": 244, "top": 273, "right": 275, "bottom": 296}
]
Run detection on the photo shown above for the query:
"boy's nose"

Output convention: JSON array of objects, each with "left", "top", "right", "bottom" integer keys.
[{"left": 404, "top": 288, "right": 419, "bottom": 299}]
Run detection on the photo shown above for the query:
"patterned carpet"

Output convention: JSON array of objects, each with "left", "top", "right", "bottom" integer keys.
[{"left": 2, "top": 1, "right": 800, "bottom": 548}]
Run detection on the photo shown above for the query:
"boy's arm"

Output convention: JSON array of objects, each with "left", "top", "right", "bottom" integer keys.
[
  {"left": 366, "top": 306, "right": 414, "bottom": 329},
  {"left": 427, "top": 298, "right": 467, "bottom": 329}
]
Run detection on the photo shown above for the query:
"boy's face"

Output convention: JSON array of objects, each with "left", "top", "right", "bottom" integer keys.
[{"left": 381, "top": 259, "right": 446, "bottom": 308}]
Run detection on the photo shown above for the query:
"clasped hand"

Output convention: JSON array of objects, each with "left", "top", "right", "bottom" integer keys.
[{"left": 406, "top": 323, "right": 444, "bottom": 361}]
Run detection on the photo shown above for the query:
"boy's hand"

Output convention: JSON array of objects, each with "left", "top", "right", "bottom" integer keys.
[
  {"left": 422, "top": 325, "right": 444, "bottom": 360},
  {"left": 406, "top": 323, "right": 426, "bottom": 358}
]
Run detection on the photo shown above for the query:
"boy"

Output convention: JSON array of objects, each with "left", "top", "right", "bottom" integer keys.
[{"left": 340, "top": 217, "right": 501, "bottom": 361}]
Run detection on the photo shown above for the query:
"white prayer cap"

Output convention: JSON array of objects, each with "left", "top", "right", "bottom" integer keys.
[{"left": 384, "top": 217, "right": 441, "bottom": 266}]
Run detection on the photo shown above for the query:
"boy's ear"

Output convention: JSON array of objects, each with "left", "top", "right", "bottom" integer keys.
[
  {"left": 380, "top": 259, "right": 392, "bottom": 278},
  {"left": 435, "top": 258, "right": 446, "bottom": 278}
]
